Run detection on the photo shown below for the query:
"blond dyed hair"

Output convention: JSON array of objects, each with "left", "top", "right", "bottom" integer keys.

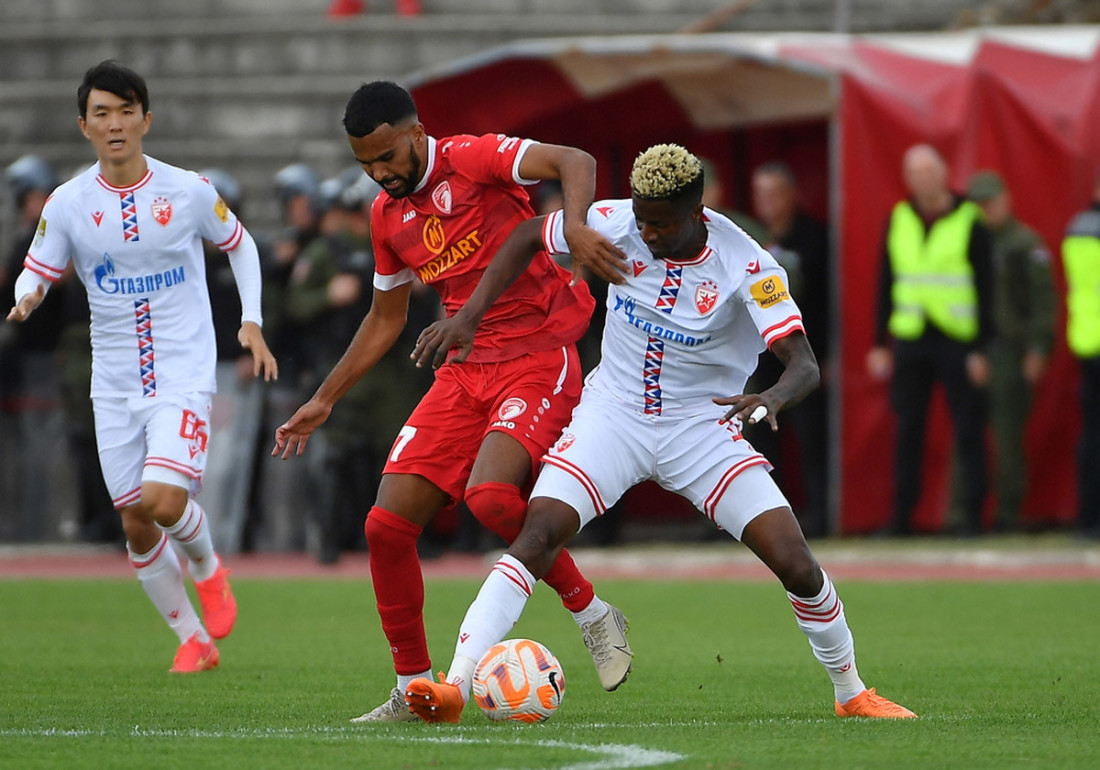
[{"left": 630, "top": 144, "right": 703, "bottom": 200}]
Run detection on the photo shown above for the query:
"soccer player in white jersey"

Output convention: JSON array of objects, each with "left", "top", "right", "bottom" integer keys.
[
  {"left": 6, "top": 61, "right": 277, "bottom": 672},
  {"left": 405, "top": 144, "right": 917, "bottom": 721}
]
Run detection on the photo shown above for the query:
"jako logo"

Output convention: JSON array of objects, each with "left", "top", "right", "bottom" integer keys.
[{"left": 498, "top": 398, "right": 527, "bottom": 421}]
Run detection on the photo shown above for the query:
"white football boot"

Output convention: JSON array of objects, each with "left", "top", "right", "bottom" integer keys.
[
  {"left": 350, "top": 687, "right": 419, "bottom": 723},
  {"left": 581, "top": 603, "right": 633, "bottom": 691}
]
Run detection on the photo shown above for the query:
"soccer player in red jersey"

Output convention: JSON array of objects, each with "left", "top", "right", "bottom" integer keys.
[{"left": 272, "top": 81, "right": 633, "bottom": 722}]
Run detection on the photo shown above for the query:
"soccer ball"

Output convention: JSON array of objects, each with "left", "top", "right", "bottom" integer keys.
[{"left": 472, "top": 638, "right": 565, "bottom": 723}]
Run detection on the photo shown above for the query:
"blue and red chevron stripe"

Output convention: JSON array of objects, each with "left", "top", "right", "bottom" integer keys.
[
  {"left": 120, "top": 191, "right": 140, "bottom": 242},
  {"left": 134, "top": 299, "right": 156, "bottom": 397},
  {"left": 643, "top": 336, "right": 665, "bottom": 415},
  {"left": 655, "top": 264, "right": 683, "bottom": 315}
]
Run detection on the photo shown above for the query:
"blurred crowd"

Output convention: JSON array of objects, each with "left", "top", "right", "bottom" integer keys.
[{"left": 3, "top": 146, "right": 1098, "bottom": 559}]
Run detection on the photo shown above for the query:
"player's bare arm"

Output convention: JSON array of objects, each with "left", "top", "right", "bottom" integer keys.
[
  {"left": 518, "top": 143, "right": 628, "bottom": 285},
  {"left": 412, "top": 217, "right": 546, "bottom": 370},
  {"left": 273, "top": 283, "right": 411, "bottom": 459},
  {"left": 237, "top": 321, "right": 278, "bottom": 382},
  {"left": 715, "top": 331, "right": 820, "bottom": 429},
  {"left": 5, "top": 284, "right": 46, "bottom": 323}
]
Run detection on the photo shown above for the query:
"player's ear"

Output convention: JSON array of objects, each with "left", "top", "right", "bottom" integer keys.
[
  {"left": 78, "top": 115, "right": 89, "bottom": 139},
  {"left": 142, "top": 110, "right": 152, "bottom": 134}
]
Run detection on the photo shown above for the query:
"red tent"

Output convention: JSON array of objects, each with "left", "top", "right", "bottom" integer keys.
[{"left": 409, "top": 27, "right": 1100, "bottom": 533}]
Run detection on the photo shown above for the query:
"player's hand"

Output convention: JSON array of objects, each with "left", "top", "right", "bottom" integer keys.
[
  {"left": 272, "top": 398, "right": 331, "bottom": 459},
  {"left": 238, "top": 321, "right": 278, "bottom": 381},
  {"left": 6, "top": 286, "right": 46, "bottom": 323},
  {"left": 412, "top": 314, "right": 476, "bottom": 369},
  {"left": 563, "top": 223, "right": 629, "bottom": 286},
  {"left": 713, "top": 393, "right": 780, "bottom": 431}
]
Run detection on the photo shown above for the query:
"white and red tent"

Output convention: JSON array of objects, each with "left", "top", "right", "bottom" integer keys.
[{"left": 409, "top": 27, "right": 1100, "bottom": 533}]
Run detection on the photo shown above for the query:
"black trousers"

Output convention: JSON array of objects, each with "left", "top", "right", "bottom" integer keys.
[
  {"left": 1078, "top": 355, "right": 1100, "bottom": 534},
  {"left": 890, "top": 333, "right": 989, "bottom": 533}
]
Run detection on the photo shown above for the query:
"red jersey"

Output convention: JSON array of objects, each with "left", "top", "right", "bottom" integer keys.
[{"left": 370, "top": 134, "right": 594, "bottom": 363}]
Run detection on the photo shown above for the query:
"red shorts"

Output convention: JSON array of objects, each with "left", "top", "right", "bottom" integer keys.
[{"left": 382, "top": 345, "right": 583, "bottom": 502}]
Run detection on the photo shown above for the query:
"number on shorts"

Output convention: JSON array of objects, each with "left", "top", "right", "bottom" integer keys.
[{"left": 390, "top": 425, "right": 417, "bottom": 462}]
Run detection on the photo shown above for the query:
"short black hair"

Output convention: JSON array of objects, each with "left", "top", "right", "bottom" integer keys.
[
  {"left": 753, "top": 160, "right": 797, "bottom": 187},
  {"left": 78, "top": 60, "right": 149, "bottom": 119},
  {"left": 343, "top": 81, "right": 418, "bottom": 138}
]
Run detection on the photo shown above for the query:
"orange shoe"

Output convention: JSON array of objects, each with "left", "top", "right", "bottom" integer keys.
[
  {"left": 404, "top": 674, "right": 465, "bottom": 723},
  {"left": 195, "top": 559, "right": 236, "bottom": 639},
  {"left": 835, "top": 687, "right": 917, "bottom": 719},
  {"left": 170, "top": 633, "right": 219, "bottom": 673}
]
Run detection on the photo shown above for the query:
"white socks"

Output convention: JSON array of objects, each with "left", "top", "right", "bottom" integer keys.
[
  {"left": 129, "top": 533, "right": 207, "bottom": 644},
  {"left": 570, "top": 595, "right": 609, "bottom": 628},
  {"left": 788, "top": 570, "right": 865, "bottom": 704},
  {"left": 445, "top": 554, "right": 536, "bottom": 701},
  {"left": 397, "top": 670, "right": 433, "bottom": 693},
  {"left": 160, "top": 499, "right": 218, "bottom": 582}
]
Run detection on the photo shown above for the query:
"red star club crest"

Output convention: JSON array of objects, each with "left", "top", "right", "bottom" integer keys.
[
  {"left": 151, "top": 197, "right": 172, "bottom": 227},
  {"left": 694, "top": 280, "right": 719, "bottom": 315}
]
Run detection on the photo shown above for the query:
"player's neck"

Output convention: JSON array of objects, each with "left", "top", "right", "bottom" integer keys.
[
  {"left": 669, "top": 223, "right": 709, "bottom": 262},
  {"left": 98, "top": 153, "right": 149, "bottom": 188}
]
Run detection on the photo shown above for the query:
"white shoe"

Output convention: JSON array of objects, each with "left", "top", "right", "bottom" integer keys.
[
  {"left": 582, "top": 604, "right": 633, "bottom": 691},
  {"left": 350, "top": 687, "right": 418, "bottom": 723}
]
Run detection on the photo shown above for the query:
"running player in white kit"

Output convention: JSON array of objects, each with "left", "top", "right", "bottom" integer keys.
[
  {"left": 405, "top": 144, "right": 916, "bottom": 721},
  {"left": 6, "top": 61, "right": 277, "bottom": 672}
]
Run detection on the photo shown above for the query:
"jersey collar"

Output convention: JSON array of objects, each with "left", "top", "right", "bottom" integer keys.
[
  {"left": 95, "top": 157, "right": 154, "bottom": 194},
  {"left": 412, "top": 136, "right": 438, "bottom": 195}
]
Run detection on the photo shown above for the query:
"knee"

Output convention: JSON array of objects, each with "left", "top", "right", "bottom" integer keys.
[
  {"left": 119, "top": 504, "right": 155, "bottom": 545},
  {"left": 140, "top": 483, "right": 188, "bottom": 525},
  {"left": 774, "top": 546, "right": 823, "bottom": 597},
  {"left": 465, "top": 482, "right": 525, "bottom": 542},
  {"left": 364, "top": 506, "right": 421, "bottom": 550},
  {"left": 506, "top": 503, "right": 572, "bottom": 578}
]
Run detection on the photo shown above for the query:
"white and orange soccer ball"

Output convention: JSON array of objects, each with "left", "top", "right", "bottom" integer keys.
[{"left": 471, "top": 638, "right": 565, "bottom": 723}]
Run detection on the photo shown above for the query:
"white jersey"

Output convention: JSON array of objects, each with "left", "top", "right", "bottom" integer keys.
[
  {"left": 542, "top": 200, "right": 804, "bottom": 415},
  {"left": 24, "top": 156, "right": 246, "bottom": 398}
]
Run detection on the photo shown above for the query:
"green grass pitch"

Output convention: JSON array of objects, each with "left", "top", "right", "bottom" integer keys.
[{"left": 1, "top": 576, "right": 1098, "bottom": 769}]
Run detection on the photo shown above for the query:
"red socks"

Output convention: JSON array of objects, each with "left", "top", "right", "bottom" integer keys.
[
  {"left": 465, "top": 482, "right": 594, "bottom": 612},
  {"left": 364, "top": 506, "right": 429, "bottom": 675}
]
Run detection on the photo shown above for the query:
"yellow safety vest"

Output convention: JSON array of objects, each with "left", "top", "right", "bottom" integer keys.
[
  {"left": 887, "top": 200, "right": 981, "bottom": 342},
  {"left": 1062, "top": 210, "right": 1100, "bottom": 358}
]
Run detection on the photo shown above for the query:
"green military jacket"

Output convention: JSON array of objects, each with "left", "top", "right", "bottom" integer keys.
[{"left": 990, "top": 217, "right": 1055, "bottom": 354}]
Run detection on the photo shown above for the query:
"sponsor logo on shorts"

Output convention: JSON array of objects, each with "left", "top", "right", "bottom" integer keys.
[
  {"left": 750, "top": 275, "right": 789, "bottom": 309},
  {"left": 498, "top": 397, "right": 528, "bottom": 421}
]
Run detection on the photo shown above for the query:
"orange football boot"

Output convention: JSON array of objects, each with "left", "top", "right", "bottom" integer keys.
[
  {"left": 194, "top": 559, "right": 237, "bottom": 639},
  {"left": 405, "top": 674, "right": 465, "bottom": 723},
  {"left": 835, "top": 688, "right": 917, "bottom": 719},
  {"left": 170, "top": 633, "right": 219, "bottom": 673}
]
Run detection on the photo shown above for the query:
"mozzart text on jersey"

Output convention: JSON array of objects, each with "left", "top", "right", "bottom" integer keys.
[
  {"left": 613, "top": 295, "right": 712, "bottom": 347},
  {"left": 94, "top": 254, "right": 186, "bottom": 295}
]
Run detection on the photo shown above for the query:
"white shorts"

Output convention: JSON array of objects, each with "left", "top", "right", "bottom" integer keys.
[
  {"left": 532, "top": 388, "right": 789, "bottom": 540},
  {"left": 93, "top": 392, "right": 212, "bottom": 508}
]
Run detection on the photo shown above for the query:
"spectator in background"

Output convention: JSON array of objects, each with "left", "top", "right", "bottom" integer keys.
[
  {"left": 196, "top": 168, "right": 272, "bottom": 553},
  {"left": 1061, "top": 171, "right": 1100, "bottom": 540},
  {"left": 747, "top": 161, "right": 831, "bottom": 537},
  {"left": 963, "top": 171, "right": 1055, "bottom": 533},
  {"left": 1, "top": 155, "right": 68, "bottom": 542},
  {"left": 699, "top": 157, "right": 769, "bottom": 245},
  {"left": 867, "top": 144, "right": 993, "bottom": 537}
]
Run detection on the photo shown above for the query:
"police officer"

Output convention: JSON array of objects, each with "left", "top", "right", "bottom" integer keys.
[
  {"left": 965, "top": 171, "right": 1055, "bottom": 532},
  {"left": 867, "top": 145, "right": 994, "bottom": 536},
  {"left": 1062, "top": 171, "right": 1100, "bottom": 539}
]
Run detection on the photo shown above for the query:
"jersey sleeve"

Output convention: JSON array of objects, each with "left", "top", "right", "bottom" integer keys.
[
  {"left": 447, "top": 133, "right": 540, "bottom": 187},
  {"left": 193, "top": 173, "right": 246, "bottom": 252},
  {"left": 737, "top": 250, "right": 805, "bottom": 349},
  {"left": 540, "top": 201, "right": 621, "bottom": 256},
  {"left": 23, "top": 193, "right": 71, "bottom": 284},
  {"left": 369, "top": 196, "right": 414, "bottom": 291}
]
